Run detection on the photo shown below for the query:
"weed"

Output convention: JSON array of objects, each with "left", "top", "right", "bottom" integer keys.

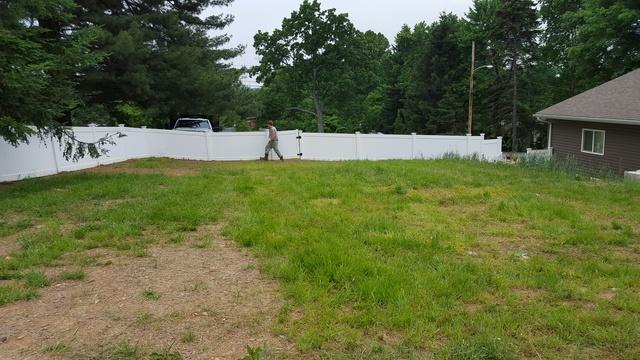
[
  {"left": 59, "top": 270, "right": 86, "bottom": 281},
  {"left": 185, "top": 280, "right": 207, "bottom": 292},
  {"left": 135, "top": 312, "right": 157, "bottom": 328},
  {"left": 133, "top": 248, "right": 149, "bottom": 257},
  {"left": 180, "top": 329, "right": 196, "bottom": 343},
  {"left": 150, "top": 345, "right": 182, "bottom": 360},
  {"left": 169, "top": 233, "right": 185, "bottom": 244},
  {"left": 23, "top": 271, "right": 49, "bottom": 288},
  {"left": 44, "top": 341, "right": 69, "bottom": 354},
  {"left": 0, "top": 285, "right": 38, "bottom": 305},
  {"left": 240, "top": 345, "right": 266, "bottom": 360},
  {"left": 97, "top": 342, "right": 141, "bottom": 360},
  {"left": 143, "top": 289, "right": 160, "bottom": 301}
]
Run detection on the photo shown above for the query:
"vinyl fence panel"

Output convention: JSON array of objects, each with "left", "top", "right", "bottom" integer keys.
[{"left": 0, "top": 126, "right": 503, "bottom": 182}]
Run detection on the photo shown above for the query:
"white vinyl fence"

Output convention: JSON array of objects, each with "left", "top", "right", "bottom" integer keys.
[{"left": 0, "top": 126, "right": 502, "bottom": 182}]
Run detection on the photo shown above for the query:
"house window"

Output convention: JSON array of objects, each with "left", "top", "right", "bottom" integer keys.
[{"left": 581, "top": 129, "right": 605, "bottom": 155}]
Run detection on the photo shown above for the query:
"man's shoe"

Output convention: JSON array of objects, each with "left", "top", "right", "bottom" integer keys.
[
  {"left": 260, "top": 156, "right": 268, "bottom": 161},
  {"left": 279, "top": 156, "right": 284, "bottom": 161}
]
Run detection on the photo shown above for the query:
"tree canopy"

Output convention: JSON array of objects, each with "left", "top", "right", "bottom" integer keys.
[
  {"left": 252, "top": 0, "right": 640, "bottom": 150},
  {"left": 2, "top": 0, "right": 639, "bottom": 153},
  {"left": 0, "top": 0, "right": 242, "bottom": 157}
]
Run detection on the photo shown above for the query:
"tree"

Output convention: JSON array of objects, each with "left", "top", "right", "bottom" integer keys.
[
  {"left": 253, "top": 0, "right": 358, "bottom": 132},
  {"left": 0, "top": 0, "right": 108, "bottom": 159},
  {"left": 565, "top": 0, "right": 640, "bottom": 92},
  {"left": 492, "top": 0, "right": 540, "bottom": 151},
  {"left": 407, "top": 13, "right": 468, "bottom": 134},
  {"left": 73, "top": 0, "right": 242, "bottom": 128}
]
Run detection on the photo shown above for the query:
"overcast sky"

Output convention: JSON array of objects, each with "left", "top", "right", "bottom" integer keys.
[{"left": 205, "top": 0, "right": 474, "bottom": 86}]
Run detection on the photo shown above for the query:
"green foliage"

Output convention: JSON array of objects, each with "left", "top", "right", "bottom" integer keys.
[
  {"left": 143, "top": 289, "right": 161, "bottom": 301},
  {"left": 23, "top": 271, "right": 49, "bottom": 288},
  {"left": 0, "top": 285, "right": 38, "bottom": 305},
  {"left": 73, "top": 0, "right": 242, "bottom": 129},
  {"left": 97, "top": 342, "right": 142, "bottom": 360},
  {"left": 59, "top": 270, "right": 86, "bottom": 281},
  {"left": 0, "top": 0, "right": 104, "bottom": 158},
  {"left": 240, "top": 345, "right": 265, "bottom": 360},
  {"left": 253, "top": 1, "right": 389, "bottom": 132},
  {"left": 253, "top": 0, "right": 639, "bottom": 152},
  {"left": 0, "top": 0, "right": 242, "bottom": 158}
]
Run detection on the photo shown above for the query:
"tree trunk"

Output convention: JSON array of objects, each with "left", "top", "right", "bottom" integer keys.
[
  {"left": 511, "top": 58, "right": 518, "bottom": 153},
  {"left": 311, "top": 90, "right": 325, "bottom": 133},
  {"left": 311, "top": 68, "right": 325, "bottom": 133}
]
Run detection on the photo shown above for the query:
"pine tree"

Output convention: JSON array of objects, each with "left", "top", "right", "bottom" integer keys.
[
  {"left": 492, "top": 0, "right": 540, "bottom": 151},
  {"left": 73, "top": 0, "right": 242, "bottom": 127},
  {"left": 0, "top": 0, "right": 103, "bottom": 158}
]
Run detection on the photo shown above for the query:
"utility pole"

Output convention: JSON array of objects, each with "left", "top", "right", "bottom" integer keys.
[
  {"left": 467, "top": 41, "right": 475, "bottom": 135},
  {"left": 468, "top": 42, "right": 492, "bottom": 136},
  {"left": 511, "top": 58, "right": 518, "bottom": 152}
]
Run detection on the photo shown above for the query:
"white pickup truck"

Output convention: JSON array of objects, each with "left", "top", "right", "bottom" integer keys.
[{"left": 173, "top": 118, "right": 213, "bottom": 133}]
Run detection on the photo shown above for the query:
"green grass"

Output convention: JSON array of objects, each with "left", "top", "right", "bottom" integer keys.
[
  {"left": 143, "top": 289, "right": 161, "bottom": 301},
  {"left": 97, "top": 342, "right": 142, "bottom": 360},
  {"left": 180, "top": 329, "right": 196, "bottom": 343},
  {"left": 58, "top": 270, "right": 86, "bottom": 281},
  {"left": 1, "top": 159, "right": 639, "bottom": 359}
]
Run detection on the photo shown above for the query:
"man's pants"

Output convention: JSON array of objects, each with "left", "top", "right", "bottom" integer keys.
[{"left": 265, "top": 140, "right": 282, "bottom": 159}]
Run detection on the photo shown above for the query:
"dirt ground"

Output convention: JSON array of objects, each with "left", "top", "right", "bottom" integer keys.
[{"left": 0, "top": 225, "right": 297, "bottom": 359}]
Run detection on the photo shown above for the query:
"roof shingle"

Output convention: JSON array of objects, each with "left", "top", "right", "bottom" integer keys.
[{"left": 535, "top": 68, "right": 640, "bottom": 124}]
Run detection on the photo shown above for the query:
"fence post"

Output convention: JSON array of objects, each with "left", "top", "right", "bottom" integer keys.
[
  {"left": 479, "top": 133, "right": 485, "bottom": 159},
  {"left": 411, "top": 133, "right": 417, "bottom": 159},
  {"left": 204, "top": 132, "right": 212, "bottom": 161},
  {"left": 355, "top": 131, "right": 361, "bottom": 160},
  {"left": 49, "top": 135, "right": 60, "bottom": 174},
  {"left": 465, "top": 133, "right": 471, "bottom": 157},
  {"left": 297, "top": 129, "right": 303, "bottom": 159}
]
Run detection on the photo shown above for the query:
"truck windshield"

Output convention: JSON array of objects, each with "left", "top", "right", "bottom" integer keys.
[{"left": 176, "top": 120, "right": 210, "bottom": 129}]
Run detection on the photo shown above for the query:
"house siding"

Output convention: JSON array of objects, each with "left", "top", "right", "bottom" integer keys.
[{"left": 551, "top": 120, "right": 640, "bottom": 173}]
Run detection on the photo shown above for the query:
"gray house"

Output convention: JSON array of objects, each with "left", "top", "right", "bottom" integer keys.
[{"left": 535, "top": 69, "right": 640, "bottom": 174}]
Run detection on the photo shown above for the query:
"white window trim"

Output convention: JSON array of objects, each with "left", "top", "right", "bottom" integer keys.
[{"left": 581, "top": 128, "right": 605, "bottom": 156}]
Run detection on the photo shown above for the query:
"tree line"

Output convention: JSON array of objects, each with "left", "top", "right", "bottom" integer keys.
[
  {"left": 1, "top": 0, "right": 639, "bottom": 154},
  {"left": 252, "top": 0, "right": 640, "bottom": 151},
  {"left": 0, "top": 0, "right": 241, "bottom": 157}
]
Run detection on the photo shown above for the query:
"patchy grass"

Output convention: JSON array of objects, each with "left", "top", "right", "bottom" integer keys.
[
  {"left": 44, "top": 341, "right": 69, "bottom": 354},
  {"left": 59, "top": 270, "right": 86, "bottom": 281},
  {"left": 97, "top": 341, "right": 142, "bottom": 360},
  {"left": 0, "top": 284, "right": 39, "bottom": 305},
  {"left": 1, "top": 159, "right": 639, "bottom": 358},
  {"left": 180, "top": 329, "right": 196, "bottom": 343}
]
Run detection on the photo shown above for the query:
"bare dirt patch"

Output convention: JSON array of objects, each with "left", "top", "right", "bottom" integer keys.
[
  {"left": 85, "top": 160, "right": 204, "bottom": 176},
  {"left": 0, "top": 226, "right": 297, "bottom": 359},
  {"left": 310, "top": 198, "right": 341, "bottom": 206},
  {"left": 0, "top": 235, "right": 21, "bottom": 258}
]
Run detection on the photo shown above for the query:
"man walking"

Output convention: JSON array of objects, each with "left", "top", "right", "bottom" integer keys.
[{"left": 263, "top": 120, "right": 284, "bottom": 161}]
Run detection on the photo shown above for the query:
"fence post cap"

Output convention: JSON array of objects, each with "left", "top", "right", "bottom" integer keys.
[
  {"left": 141, "top": 126, "right": 147, "bottom": 129},
  {"left": 355, "top": 131, "right": 361, "bottom": 134},
  {"left": 466, "top": 133, "right": 472, "bottom": 136},
  {"left": 411, "top": 132, "right": 417, "bottom": 135},
  {"left": 118, "top": 124, "right": 125, "bottom": 128},
  {"left": 480, "top": 133, "right": 485, "bottom": 138},
  {"left": 88, "top": 123, "right": 97, "bottom": 127}
]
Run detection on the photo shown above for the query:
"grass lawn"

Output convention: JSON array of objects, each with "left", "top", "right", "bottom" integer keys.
[{"left": 1, "top": 158, "right": 640, "bottom": 359}]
